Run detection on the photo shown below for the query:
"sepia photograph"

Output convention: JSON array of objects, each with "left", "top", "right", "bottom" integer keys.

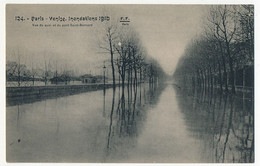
[{"left": 4, "top": 3, "right": 255, "bottom": 164}]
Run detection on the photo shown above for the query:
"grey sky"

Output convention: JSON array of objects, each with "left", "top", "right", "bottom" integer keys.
[{"left": 6, "top": 4, "right": 208, "bottom": 75}]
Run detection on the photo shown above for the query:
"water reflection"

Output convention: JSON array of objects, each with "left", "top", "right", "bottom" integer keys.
[
  {"left": 107, "top": 89, "right": 115, "bottom": 149},
  {"left": 7, "top": 83, "right": 165, "bottom": 162},
  {"left": 104, "top": 84, "right": 165, "bottom": 162},
  {"left": 174, "top": 86, "right": 254, "bottom": 163},
  {"left": 7, "top": 83, "right": 253, "bottom": 163}
]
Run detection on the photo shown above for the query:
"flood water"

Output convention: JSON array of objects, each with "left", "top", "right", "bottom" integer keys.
[{"left": 6, "top": 83, "right": 254, "bottom": 163}]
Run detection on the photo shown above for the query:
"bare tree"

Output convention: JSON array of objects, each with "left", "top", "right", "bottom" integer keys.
[
  {"left": 174, "top": 5, "right": 254, "bottom": 94},
  {"left": 98, "top": 22, "right": 119, "bottom": 89}
]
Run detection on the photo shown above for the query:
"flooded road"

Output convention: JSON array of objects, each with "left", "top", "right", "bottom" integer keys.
[{"left": 6, "top": 84, "right": 254, "bottom": 163}]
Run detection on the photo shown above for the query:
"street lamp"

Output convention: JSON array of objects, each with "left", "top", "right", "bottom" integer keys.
[
  {"left": 118, "top": 42, "right": 123, "bottom": 56},
  {"left": 103, "top": 62, "right": 106, "bottom": 89}
]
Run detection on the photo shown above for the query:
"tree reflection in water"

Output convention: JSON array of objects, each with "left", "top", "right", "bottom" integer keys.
[
  {"left": 104, "top": 84, "right": 165, "bottom": 162},
  {"left": 174, "top": 86, "right": 254, "bottom": 163}
]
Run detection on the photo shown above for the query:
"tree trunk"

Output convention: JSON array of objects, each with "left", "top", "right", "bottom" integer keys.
[
  {"left": 225, "top": 40, "right": 235, "bottom": 94},
  {"left": 234, "top": 69, "right": 236, "bottom": 90},
  {"left": 134, "top": 65, "right": 137, "bottom": 89},
  {"left": 131, "top": 67, "right": 133, "bottom": 90},
  {"left": 207, "top": 68, "right": 210, "bottom": 92},
  {"left": 228, "top": 57, "right": 235, "bottom": 94},
  {"left": 204, "top": 71, "right": 206, "bottom": 90},
  {"left": 201, "top": 70, "right": 204, "bottom": 89},
  {"left": 243, "top": 67, "right": 246, "bottom": 90},
  {"left": 121, "top": 71, "right": 125, "bottom": 93},
  {"left": 108, "top": 36, "right": 116, "bottom": 89},
  {"left": 210, "top": 67, "right": 213, "bottom": 92},
  {"left": 127, "top": 66, "right": 130, "bottom": 92},
  {"left": 197, "top": 69, "right": 200, "bottom": 88},
  {"left": 140, "top": 68, "right": 142, "bottom": 84},
  {"left": 118, "top": 72, "right": 120, "bottom": 86},
  {"left": 218, "top": 40, "right": 228, "bottom": 93},
  {"left": 218, "top": 61, "right": 223, "bottom": 92}
]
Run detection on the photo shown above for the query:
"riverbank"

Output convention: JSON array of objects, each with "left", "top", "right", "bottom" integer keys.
[{"left": 6, "top": 83, "right": 117, "bottom": 106}]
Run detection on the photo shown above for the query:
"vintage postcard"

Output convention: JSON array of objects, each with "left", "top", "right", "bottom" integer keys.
[{"left": 5, "top": 3, "right": 254, "bottom": 163}]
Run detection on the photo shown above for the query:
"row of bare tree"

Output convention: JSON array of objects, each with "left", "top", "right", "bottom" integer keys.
[
  {"left": 99, "top": 23, "right": 165, "bottom": 91},
  {"left": 173, "top": 5, "right": 254, "bottom": 94},
  {"left": 6, "top": 56, "right": 76, "bottom": 86}
]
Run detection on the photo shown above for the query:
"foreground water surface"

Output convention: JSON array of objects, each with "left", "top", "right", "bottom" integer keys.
[{"left": 6, "top": 84, "right": 254, "bottom": 163}]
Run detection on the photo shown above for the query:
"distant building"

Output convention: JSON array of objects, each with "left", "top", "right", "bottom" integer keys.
[
  {"left": 80, "top": 74, "right": 105, "bottom": 83},
  {"left": 50, "top": 76, "right": 65, "bottom": 84},
  {"left": 50, "top": 75, "right": 70, "bottom": 84}
]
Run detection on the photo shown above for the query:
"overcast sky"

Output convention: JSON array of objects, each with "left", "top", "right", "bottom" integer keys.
[{"left": 6, "top": 5, "right": 208, "bottom": 75}]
